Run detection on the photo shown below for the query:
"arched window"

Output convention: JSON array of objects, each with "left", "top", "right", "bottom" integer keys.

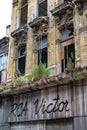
[
  {"left": 20, "top": 0, "right": 28, "bottom": 27},
  {"left": 17, "top": 46, "right": 26, "bottom": 75}
]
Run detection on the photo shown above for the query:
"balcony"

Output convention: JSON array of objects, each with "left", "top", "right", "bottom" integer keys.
[
  {"left": 29, "top": 16, "right": 49, "bottom": 40},
  {"left": 11, "top": 25, "right": 28, "bottom": 38},
  {"left": 29, "top": 16, "right": 48, "bottom": 28},
  {"left": 51, "top": 1, "right": 74, "bottom": 16},
  {"left": 51, "top": 1, "right": 74, "bottom": 30},
  {"left": 11, "top": 25, "right": 28, "bottom": 46}
]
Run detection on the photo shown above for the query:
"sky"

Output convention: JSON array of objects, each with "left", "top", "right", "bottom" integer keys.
[{"left": 0, "top": 0, "right": 12, "bottom": 38}]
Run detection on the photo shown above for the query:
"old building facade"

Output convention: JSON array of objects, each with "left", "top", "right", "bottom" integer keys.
[
  {"left": 0, "top": 0, "right": 87, "bottom": 130},
  {"left": 7, "top": 0, "right": 87, "bottom": 80}
]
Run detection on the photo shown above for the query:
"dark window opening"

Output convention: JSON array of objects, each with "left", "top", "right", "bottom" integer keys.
[
  {"left": 22, "top": 0, "right": 27, "bottom": 5},
  {"left": 61, "top": 43, "right": 75, "bottom": 72},
  {"left": 17, "top": 46, "right": 26, "bottom": 75},
  {"left": 37, "top": 36, "right": 48, "bottom": 66},
  {"left": 20, "top": 0, "right": 28, "bottom": 27},
  {"left": 60, "top": 25, "right": 74, "bottom": 41},
  {"left": 38, "top": 0, "right": 47, "bottom": 16},
  {"left": 61, "top": 59, "right": 64, "bottom": 72},
  {"left": 37, "top": 36, "right": 48, "bottom": 49},
  {"left": 38, "top": 47, "right": 48, "bottom": 66}
]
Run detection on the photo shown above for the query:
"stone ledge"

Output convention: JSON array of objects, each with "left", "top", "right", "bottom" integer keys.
[
  {"left": 0, "top": 67, "right": 87, "bottom": 96},
  {"left": 11, "top": 25, "right": 28, "bottom": 38},
  {"left": 51, "top": 2, "right": 73, "bottom": 16},
  {"left": 29, "top": 16, "right": 48, "bottom": 28}
]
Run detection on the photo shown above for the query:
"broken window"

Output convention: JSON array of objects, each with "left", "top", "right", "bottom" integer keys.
[
  {"left": 38, "top": 47, "right": 48, "bottom": 66},
  {"left": 37, "top": 36, "right": 48, "bottom": 66},
  {"left": 60, "top": 25, "right": 74, "bottom": 41},
  {"left": 17, "top": 46, "right": 26, "bottom": 75},
  {"left": 61, "top": 43, "right": 75, "bottom": 72},
  {"left": 20, "top": 0, "right": 28, "bottom": 27},
  {"left": 38, "top": 0, "right": 47, "bottom": 16}
]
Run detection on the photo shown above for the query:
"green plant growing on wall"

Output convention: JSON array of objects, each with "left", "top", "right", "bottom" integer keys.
[
  {"left": 65, "top": 52, "right": 81, "bottom": 80},
  {"left": 15, "top": 64, "right": 50, "bottom": 86},
  {"left": 72, "top": 69, "right": 78, "bottom": 80},
  {"left": 0, "top": 82, "right": 7, "bottom": 89},
  {"left": 65, "top": 52, "right": 75, "bottom": 73},
  {"left": 24, "top": 73, "right": 31, "bottom": 82},
  {"left": 30, "top": 64, "right": 50, "bottom": 81},
  {"left": 65, "top": 58, "right": 74, "bottom": 73},
  {"left": 39, "top": 64, "right": 50, "bottom": 78},
  {"left": 30, "top": 64, "right": 40, "bottom": 81},
  {"left": 15, "top": 76, "right": 26, "bottom": 86}
]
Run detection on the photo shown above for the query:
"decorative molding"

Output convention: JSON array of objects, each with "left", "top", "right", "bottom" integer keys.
[
  {"left": 73, "top": 0, "right": 83, "bottom": 15},
  {"left": 11, "top": 26, "right": 28, "bottom": 47},
  {"left": 12, "top": 0, "right": 18, "bottom": 7},
  {"left": 32, "top": 23, "right": 49, "bottom": 40},
  {"left": 14, "top": 32, "right": 27, "bottom": 47},
  {"left": 79, "top": 26, "right": 87, "bottom": 33},
  {"left": 51, "top": 2, "right": 74, "bottom": 30},
  {"left": 51, "top": 1, "right": 74, "bottom": 16},
  {"left": 29, "top": 17, "right": 49, "bottom": 40}
]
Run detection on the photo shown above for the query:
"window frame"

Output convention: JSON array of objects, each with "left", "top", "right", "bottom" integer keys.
[
  {"left": 16, "top": 45, "right": 26, "bottom": 75},
  {"left": 60, "top": 25, "right": 74, "bottom": 42},
  {"left": 20, "top": 0, "right": 28, "bottom": 27},
  {"left": 37, "top": 0, "right": 48, "bottom": 17},
  {"left": 61, "top": 43, "right": 75, "bottom": 72}
]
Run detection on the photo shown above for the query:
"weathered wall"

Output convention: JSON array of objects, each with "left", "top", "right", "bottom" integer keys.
[
  {"left": 0, "top": 80, "right": 87, "bottom": 130},
  {"left": 7, "top": 0, "right": 87, "bottom": 80},
  {"left": 0, "top": 85, "right": 71, "bottom": 123},
  {"left": 7, "top": 0, "right": 63, "bottom": 80},
  {"left": 74, "top": 1, "right": 87, "bottom": 67}
]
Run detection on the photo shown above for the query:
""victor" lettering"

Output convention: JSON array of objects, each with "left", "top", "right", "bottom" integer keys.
[{"left": 34, "top": 96, "right": 70, "bottom": 114}]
